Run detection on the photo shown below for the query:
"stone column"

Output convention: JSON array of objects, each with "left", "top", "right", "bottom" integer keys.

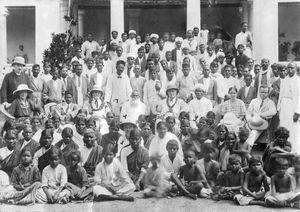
[
  {"left": 248, "top": 0, "right": 253, "bottom": 32},
  {"left": 127, "top": 8, "right": 141, "bottom": 33},
  {"left": 242, "top": 0, "right": 248, "bottom": 23},
  {"left": 0, "top": 6, "right": 8, "bottom": 71},
  {"left": 59, "top": 0, "right": 69, "bottom": 33},
  {"left": 253, "top": 0, "right": 278, "bottom": 63},
  {"left": 186, "top": 0, "right": 201, "bottom": 30},
  {"left": 78, "top": 9, "right": 85, "bottom": 37},
  {"left": 110, "top": 0, "right": 124, "bottom": 39}
]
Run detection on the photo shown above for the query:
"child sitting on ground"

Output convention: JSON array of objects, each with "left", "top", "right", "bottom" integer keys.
[
  {"left": 196, "top": 143, "right": 219, "bottom": 197},
  {"left": 35, "top": 147, "right": 71, "bottom": 204},
  {"left": 11, "top": 148, "right": 41, "bottom": 191},
  {"left": 65, "top": 151, "right": 93, "bottom": 201},
  {"left": 143, "top": 152, "right": 170, "bottom": 198},
  {"left": 161, "top": 139, "right": 197, "bottom": 200},
  {"left": 33, "top": 128, "right": 65, "bottom": 173},
  {"left": 178, "top": 147, "right": 205, "bottom": 197},
  {"left": 233, "top": 128, "right": 251, "bottom": 167},
  {"left": 234, "top": 156, "right": 269, "bottom": 206},
  {"left": 212, "top": 154, "right": 244, "bottom": 201},
  {"left": 93, "top": 144, "right": 135, "bottom": 202},
  {"left": 265, "top": 157, "right": 300, "bottom": 208}
]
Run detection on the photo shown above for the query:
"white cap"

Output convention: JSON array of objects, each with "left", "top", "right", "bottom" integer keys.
[
  {"left": 194, "top": 83, "right": 205, "bottom": 92},
  {"left": 127, "top": 53, "right": 136, "bottom": 59},
  {"left": 150, "top": 33, "right": 159, "bottom": 39},
  {"left": 129, "top": 30, "right": 136, "bottom": 34},
  {"left": 216, "top": 51, "right": 225, "bottom": 58},
  {"left": 175, "top": 37, "right": 183, "bottom": 43}
]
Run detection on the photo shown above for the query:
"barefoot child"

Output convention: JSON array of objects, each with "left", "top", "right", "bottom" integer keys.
[
  {"left": 143, "top": 152, "right": 170, "bottom": 198},
  {"left": 179, "top": 148, "right": 205, "bottom": 197},
  {"left": 233, "top": 128, "right": 251, "bottom": 167},
  {"left": 35, "top": 147, "right": 71, "bottom": 204},
  {"left": 161, "top": 139, "right": 197, "bottom": 200},
  {"left": 212, "top": 154, "right": 244, "bottom": 201},
  {"left": 93, "top": 144, "right": 135, "bottom": 201},
  {"left": 265, "top": 157, "right": 300, "bottom": 208},
  {"left": 65, "top": 151, "right": 93, "bottom": 201},
  {"left": 11, "top": 148, "right": 41, "bottom": 191},
  {"left": 234, "top": 156, "right": 269, "bottom": 206}
]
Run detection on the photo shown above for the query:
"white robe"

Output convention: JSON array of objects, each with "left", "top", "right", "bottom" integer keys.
[
  {"left": 278, "top": 76, "right": 295, "bottom": 131},
  {"left": 291, "top": 75, "right": 300, "bottom": 154}
]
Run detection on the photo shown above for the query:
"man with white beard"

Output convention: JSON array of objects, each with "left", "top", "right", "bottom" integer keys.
[{"left": 120, "top": 90, "right": 146, "bottom": 123}]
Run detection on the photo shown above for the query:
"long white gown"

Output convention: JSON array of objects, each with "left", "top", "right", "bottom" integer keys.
[
  {"left": 291, "top": 75, "right": 300, "bottom": 154},
  {"left": 278, "top": 76, "right": 295, "bottom": 132}
]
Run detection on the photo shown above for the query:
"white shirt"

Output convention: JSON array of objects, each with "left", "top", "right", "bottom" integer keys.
[
  {"left": 244, "top": 85, "right": 250, "bottom": 97},
  {"left": 95, "top": 72, "right": 104, "bottom": 87},
  {"left": 105, "top": 73, "right": 132, "bottom": 105},
  {"left": 189, "top": 97, "right": 213, "bottom": 121},
  {"left": 81, "top": 146, "right": 93, "bottom": 166},
  {"left": 41, "top": 164, "right": 68, "bottom": 189},
  {"left": 235, "top": 31, "right": 252, "bottom": 49},
  {"left": 82, "top": 40, "right": 100, "bottom": 58},
  {"left": 161, "top": 154, "right": 184, "bottom": 176},
  {"left": 164, "top": 41, "right": 175, "bottom": 52},
  {"left": 120, "top": 100, "right": 146, "bottom": 123}
]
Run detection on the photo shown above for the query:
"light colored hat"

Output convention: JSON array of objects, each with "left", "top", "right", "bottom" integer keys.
[
  {"left": 216, "top": 51, "right": 225, "bottom": 58},
  {"left": 182, "top": 45, "right": 190, "bottom": 50},
  {"left": 119, "top": 117, "right": 137, "bottom": 130},
  {"left": 110, "top": 40, "right": 118, "bottom": 45},
  {"left": 166, "top": 84, "right": 179, "bottom": 95},
  {"left": 247, "top": 113, "right": 268, "bottom": 130},
  {"left": 12, "top": 56, "right": 25, "bottom": 66},
  {"left": 129, "top": 30, "right": 136, "bottom": 34},
  {"left": 127, "top": 53, "right": 136, "bottom": 59},
  {"left": 90, "top": 85, "right": 103, "bottom": 95},
  {"left": 150, "top": 33, "right": 159, "bottom": 39},
  {"left": 220, "top": 112, "right": 242, "bottom": 126},
  {"left": 194, "top": 83, "right": 205, "bottom": 92},
  {"left": 13, "top": 84, "right": 33, "bottom": 95},
  {"left": 175, "top": 37, "right": 183, "bottom": 43}
]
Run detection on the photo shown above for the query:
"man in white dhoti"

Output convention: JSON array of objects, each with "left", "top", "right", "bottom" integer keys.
[
  {"left": 291, "top": 66, "right": 300, "bottom": 154},
  {"left": 278, "top": 62, "right": 296, "bottom": 131},
  {"left": 246, "top": 85, "right": 277, "bottom": 146}
]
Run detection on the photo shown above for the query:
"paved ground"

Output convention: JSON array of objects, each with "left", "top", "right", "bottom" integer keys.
[{"left": 0, "top": 197, "right": 297, "bottom": 212}]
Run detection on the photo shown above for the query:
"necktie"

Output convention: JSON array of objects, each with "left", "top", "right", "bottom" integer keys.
[
  {"left": 259, "top": 99, "right": 264, "bottom": 109},
  {"left": 95, "top": 99, "right": 99, "bottom": 108},
  {"left": 78, "top": 76, "right": 81, "bottom": 87},
  {"left": 66, "top": 104, "right": 69, "bottom": 114}
]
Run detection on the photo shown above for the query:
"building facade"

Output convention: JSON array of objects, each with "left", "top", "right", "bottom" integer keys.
[{"left": 0, "top": 0, "right": 298, "bottom": 72}]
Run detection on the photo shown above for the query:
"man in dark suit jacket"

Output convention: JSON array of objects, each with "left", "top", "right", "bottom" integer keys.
[
  {"left": 165, "top": 51, "right": 178, "bottom": 75},
  {"left": 67, "top": 64, "right": 89, "bottom": 107},
  {"left": 237, "top": 74, "right": 257, "bottom": 108},
  {"left": 135, "top": 47, "right": 147, "bottom": 74},
  {"left": 1, "top": 57, "right": 30, "bottom": 106}
]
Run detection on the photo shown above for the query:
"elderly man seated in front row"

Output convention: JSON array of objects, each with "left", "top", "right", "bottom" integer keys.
[{"left": 246, "top": 85, "right": 277, "bottom": 147}]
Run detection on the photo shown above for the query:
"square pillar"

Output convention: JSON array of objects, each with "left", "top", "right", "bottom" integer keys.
[
  {"left": 0, "top": 6, "right": 8, "bottom": 71},
  {"left": 78, "top": 9, "right": 85, "bottom": 37},
  {"left": 186, "top": 0, "right": 201, "bottom": 30},
  {"left": 110, "top": 0, "right": 124, "bottom": 39},
  {"left": 253, "top": 0, "right": 278, "bottom": 63},
  {"left": 35, "top": 0, "right": 60, "bottom": 65}
]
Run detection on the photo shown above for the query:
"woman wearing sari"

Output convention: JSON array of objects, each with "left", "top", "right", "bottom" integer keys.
[
  {"left": 81, "top": 128, "right": 104, "bottom": 177},
  {"left": 0, "top": 130, "right": 21, "bottom": 176}
]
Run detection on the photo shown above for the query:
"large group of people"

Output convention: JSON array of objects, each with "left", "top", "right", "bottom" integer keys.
[{"left": 0, "top": 22, "right": 300, "bottom": 209}]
